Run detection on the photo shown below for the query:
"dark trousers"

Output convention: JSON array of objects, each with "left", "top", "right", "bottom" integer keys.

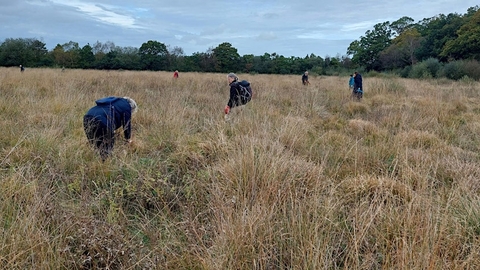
[
  {"left": 83, "top": 115, "right": 115, "bottom": 161},
  {"left": 352, "top": 88, "right": 363, "bottom": 101}
]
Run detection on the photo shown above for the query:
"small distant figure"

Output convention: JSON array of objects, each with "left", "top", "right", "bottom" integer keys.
[
  {"left": 62, "top": 66, "right": 65, "bottom": 72},
  {"left": 302, "top": 71, "right": 309, "bottom": 85},
  {"left": 349, "top": 74, "right": 354, "bottom": 90},
  {"left": 224, "top": 73, "right": 252, "bottom": 119},
  {"left": 173, "top": 70, "right": 179, "bottom": 78},
  {"left": 20, "top": 65, "right": 25, "bottom": 72},
  {"left": 83, "top": 96, "right": 138, "bottom": 161},
  {"left": 352, "top": 71, "right": 363, "bottom": 101}
]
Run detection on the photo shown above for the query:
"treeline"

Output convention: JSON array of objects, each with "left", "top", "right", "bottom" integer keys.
[
  {"left": 0, "top": 38, "right": 343, "bottom": 75},
  {"left": 349, "top": 6, "right": 480, "bottom": 79},
  {"left": 0, "top": 6, "right": 479, "bottom": 79}
]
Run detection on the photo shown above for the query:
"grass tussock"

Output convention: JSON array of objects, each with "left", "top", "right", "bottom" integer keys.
[{"left": 2, "top": 67, "right": 480, "bottom": 269}]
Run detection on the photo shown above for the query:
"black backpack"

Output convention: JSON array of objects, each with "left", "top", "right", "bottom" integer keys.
[{"left": 237, "top": 80, "right": 252, "bottom": 104}]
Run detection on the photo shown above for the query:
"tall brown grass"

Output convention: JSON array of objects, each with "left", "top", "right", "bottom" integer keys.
[{"left": 1, "top": 67, "right": 480, "bottom": 269}]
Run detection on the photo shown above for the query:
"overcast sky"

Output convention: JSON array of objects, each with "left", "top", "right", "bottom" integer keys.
[{"left": 1, "top": 1, "right": 478, "bottom": 58}]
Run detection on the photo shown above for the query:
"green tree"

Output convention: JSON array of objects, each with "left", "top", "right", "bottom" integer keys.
[
  {"left": 390, "top": 16, "right": 415, "bottom": 36},
  {"left": 379, "top": 43, "right": 404, "bottom": 70},
  {"left": 415, "top": 13, "right": 464, "bottom": 61},
  {"left": 52, "top": 44, "right": 67, "bottom": 68},
  {"left": 167, "top": 45, "right": 185, "bottom": 71},
  {"left": 340, "top": 55, "right": 354, "bottom": 70},
  {"left": 380, "top": 28, "right": 422, "bottom": 69},
  {"left": 139, "top": 40, "right": 168, "bottom": 70},
  {"left": 254, "top": 53, "right": 273, "bottom": 74},
  {"left": 92, "top": 41, "right": 116, "bottom": 67},
  {"left": 0, "top": 38, "right": 30, "bottom": 67},
  {"left": 116, "top": 47, "right": 141, "bottom": 70},
  {"left": 0, "top": 38, "right": 48, "bottom": 67},
  {"left": 304, "top": 54, "right": 324, "bottom": 74},
  {"left": 105, "top": 51, "right": 122, "bottom": 69},
  {"left": 52, "top": 41, "right": 80, "bottom": 68},
  {"left": 79, "top": 44, "right": 95, "bottom": 69},
  {"left": 30, "top": 39, "right": 49, "bottom": 66},
  {"left": 270, "top": 53, "right": 290, "bottom": 74},
  {"left": 241, "top": 54, "right": 255, "bottom": 73},
  {"left": 347, "top": 22, "right": 393, "bottom": 71},
  {"left": 187, "top": 49, "right": 215, "bottom": 72},
  {"left": 183, "top": 54, "right": 197, "bottom": 72},
  {"left": 441, "top": 9, "right": 480, "bottom": 60},
  {"left": 212, "top": 42, "right": 240, "bottom": 73}
]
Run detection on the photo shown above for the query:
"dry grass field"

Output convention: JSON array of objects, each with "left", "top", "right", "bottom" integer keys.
[{"left": 1, "top": 67, "right": 480, "bottom": 269}]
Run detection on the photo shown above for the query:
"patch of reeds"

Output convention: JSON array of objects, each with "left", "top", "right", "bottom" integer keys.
[{"left": 1, "top": 67, "right": 480, "bottom": 269}]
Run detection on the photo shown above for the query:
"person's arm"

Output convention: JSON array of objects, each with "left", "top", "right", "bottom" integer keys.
[
  {"left": 122, "top": 111, "right": 132, "bottom": 141},
  {"left": 225, "top": 84, "right": 237, "bottom": 113}
]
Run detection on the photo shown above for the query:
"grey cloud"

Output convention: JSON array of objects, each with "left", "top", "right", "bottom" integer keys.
[{"left": 256, "top": 32, "right": 277, "bottom": 41}]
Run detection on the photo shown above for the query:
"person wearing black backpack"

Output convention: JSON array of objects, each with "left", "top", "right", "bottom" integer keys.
[{"left": 224, "top": 73, "right": 252, "bottom": 117}]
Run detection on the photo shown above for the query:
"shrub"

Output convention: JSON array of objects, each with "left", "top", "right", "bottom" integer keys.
[
  {"left": 399, "top": 66, "right": 411, "bottom": 78},
  {"left": 424, "top": 58, "right": 442, "bottom": 78},
  {"left": 460, "top": 75, "right": 475, "bottom": 84},
  {"left": 409, "top": 58, "right": 442, "bottom": 79},
  {"left": 443, "top": 61, "right": 465, "bottom": 80},
  {"left": 463, "top": 59, "right": 480, "bottom": 81},
  {"left": 438, "top": 60, "right": 480, "bottom": 81},
  {"left": 311, "top": 66, "right": 324, "bottom": 75},
  {"left": 409, "top": 62, "right": 429, "bottom": 79}
]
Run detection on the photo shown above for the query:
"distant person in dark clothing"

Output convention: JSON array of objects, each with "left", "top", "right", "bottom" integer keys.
[
  {"left": 352, "top": 71, "right": 363, "bottom": 100},
  {"left": 20, "top": 65, "right": 25, "bottom": 72},
  {"left": 83, "top": 96, "right": 138, "bottom": 161},
  {"left": 302, "top": 71, "right": 309, "bottom": 85},
  {"left": 173, "top": 70, "right": 179, "bottom": 78},
  {"left": 224, "top": 73, "right": 252, "bottom": 118}
]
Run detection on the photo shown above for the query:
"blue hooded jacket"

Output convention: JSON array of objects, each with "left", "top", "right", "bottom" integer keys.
[{"left": 85, "top": 97, "right": 132, "bottom": 140}]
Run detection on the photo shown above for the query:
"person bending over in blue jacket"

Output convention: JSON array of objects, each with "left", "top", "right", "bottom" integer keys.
[{"left": 83, "top": 96, "right": 138, "bottom": 161}]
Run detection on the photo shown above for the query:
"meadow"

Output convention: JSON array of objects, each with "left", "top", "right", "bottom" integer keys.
[{"left": 1, "top": 67, "right": 480, "bottom": 269}]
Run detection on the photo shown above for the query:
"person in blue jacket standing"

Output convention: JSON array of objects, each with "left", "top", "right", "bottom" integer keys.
[
  {"left": 83, "top": 96, "right": 138, "bottom": 161},
  {"left": 349, "top": 74, "right": 354, "bottom": 90}
]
